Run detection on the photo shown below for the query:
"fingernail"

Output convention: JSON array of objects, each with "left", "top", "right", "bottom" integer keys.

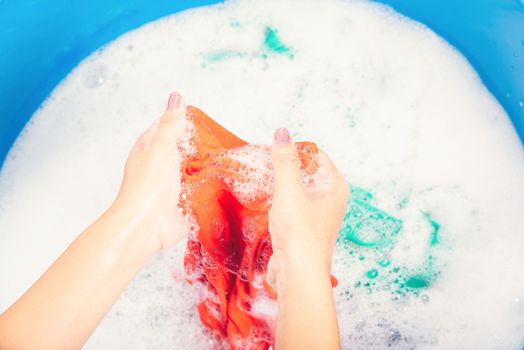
[
  {"left": 274, "top": 128, "right": 291, "bottom": 145},
  {"left": 167, "top": 92, "right": 181, "bottom": 111}
]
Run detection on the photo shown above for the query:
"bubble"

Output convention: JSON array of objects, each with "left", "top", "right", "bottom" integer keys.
[
  {"left": 378, "top": 258, "right": 391, "bottom": 268},
  {"left": 2, "top": 0, "right": 524, "bottom": 349},
  {"left": 404, "top": 276, "right": 429, "bottom": 289},
  {"left": 355, "top": 319, "right": 367, "bottom": 330},
  {"left": 83, "top": 64, "right": 107, "bottom": 88},
  {"left": 387, "top": 329, "right": 402, "bottom": 347},
  {"left": 366, "top": 269, "right": 379, "bottom": 279}
]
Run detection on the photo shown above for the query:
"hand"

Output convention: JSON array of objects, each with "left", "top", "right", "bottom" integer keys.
[
  {"left": 267, "top": 128, "right": 349, "bottom": 287},
  {"left": 267, "top": 128, "right": 348, "bottom": 350},
  {"left": 0, "top": 93, "right": 192, "bottom": 350},
  {"left": 112, "top": 92, "right": 189, "bottom": 252}
]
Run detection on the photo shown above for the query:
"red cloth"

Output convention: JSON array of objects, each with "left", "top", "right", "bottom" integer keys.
[{"left": 180, "top": 106, "right": 335, "bottom": 349}]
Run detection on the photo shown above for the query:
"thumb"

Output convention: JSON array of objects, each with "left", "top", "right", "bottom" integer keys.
[
  {"left": 163, "top": 91, "right": 186, "bottom": 122},
  {"left": 154, "top": 91, "right": 186, "bottom": 145},
  {"left": 271, "top": 128, "right": 303, "bottom": 191}
]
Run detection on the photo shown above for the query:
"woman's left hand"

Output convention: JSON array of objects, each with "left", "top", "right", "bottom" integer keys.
[{"left": 112, "top": 91, "right": 189, "bottom": 252}]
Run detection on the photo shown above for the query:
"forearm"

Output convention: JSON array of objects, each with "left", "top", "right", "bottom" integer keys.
[
  {"left": 274, "top": 252, "right": 340, "bottom": 350},
  {"left": 0, "top": 204, "right": 158, "bottom": 349}
]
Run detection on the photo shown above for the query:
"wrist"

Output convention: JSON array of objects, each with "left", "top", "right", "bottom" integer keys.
[
  {"left": 274, "top": 240, "right": 333, "bottom": 273},
  {"left": 104, "top": 202, "right": 162, "bottom": 257},
  {"left": 272, "top": 248, "right": 332, "bottom": 291},
  {"left": 273, "top": 258, "right": 332, "bottom": 299}
]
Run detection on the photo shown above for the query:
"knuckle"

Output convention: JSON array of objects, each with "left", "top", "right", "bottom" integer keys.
[
  {"left": 161, "top": 110, "right": 177, "bottom": 123},
  {"left": 274, "top": 150, "right": 300, "bottom": 165}
]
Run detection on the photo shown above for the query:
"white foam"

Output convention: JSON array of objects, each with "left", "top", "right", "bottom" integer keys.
[{"left": 1, "top": 0, "right": 524, "bottom": 348}]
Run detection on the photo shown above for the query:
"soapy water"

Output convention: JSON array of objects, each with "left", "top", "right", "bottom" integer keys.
[{"left": 1, "top": 0, "right": 524, "bottom": 348}]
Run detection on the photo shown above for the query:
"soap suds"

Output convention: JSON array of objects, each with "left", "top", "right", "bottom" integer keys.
[{"left": 1, "top": 0, "right": 524, "bottom": 349}]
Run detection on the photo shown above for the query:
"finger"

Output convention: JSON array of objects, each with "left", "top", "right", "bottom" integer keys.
[
  {"left": 271, "top": 128, "right": 303, "bottom": 192},
  {"left": 316, "top": 150, "right": 347, "bottom": 187},
  {"left": 316, "top": 150, "right": 341, "bottom": 177},
  {"left": 265, "top": 255, "right": 277, "bottom": 290},
  {"left": 318, "top": 150, "right": 349, "bottom": 200},
  {"left": 164, "top": 91, "right": 185, "bottom": 122},
  {"left": 154, "top": 91, "right": 186, "bottom": 145}
]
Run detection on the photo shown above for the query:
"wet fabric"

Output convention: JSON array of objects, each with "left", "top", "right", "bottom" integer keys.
[{"left": 180, "top": 106, "right": 335, "bottom": 349}]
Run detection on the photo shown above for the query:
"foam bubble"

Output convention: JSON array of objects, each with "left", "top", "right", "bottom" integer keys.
[{"left": 1, "top": 0, "right": 524, "bottom": 348}]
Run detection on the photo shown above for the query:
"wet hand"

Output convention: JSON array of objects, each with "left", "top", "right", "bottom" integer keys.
[
  {"left": 267, "top": 128, "right": 349, "bottom": 287},
  {"left": 111, "top": 92, "right": 189, "bottom": 253}
]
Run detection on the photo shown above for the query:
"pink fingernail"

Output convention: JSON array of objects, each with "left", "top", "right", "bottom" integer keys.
[
  {"left": 167, "top": 92, "right": 181, "bottom": 111},
  {"left": 274, "top": 128, "right": 291, "bottom": 145}
]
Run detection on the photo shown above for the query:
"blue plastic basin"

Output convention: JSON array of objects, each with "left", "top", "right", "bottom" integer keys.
[{"left": 0, "top": 0, "right": 523, "bottom": 168}]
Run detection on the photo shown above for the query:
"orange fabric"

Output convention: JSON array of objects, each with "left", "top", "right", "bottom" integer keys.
[{"left": 180, "top": 106, "right": 336, "bottom": 349}]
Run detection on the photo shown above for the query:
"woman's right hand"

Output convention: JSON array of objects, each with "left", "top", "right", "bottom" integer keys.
[
  {"left": 267, "top": 128, "right": 349, "bottom": 285},
  {"left": 267, "top": 128, "right": 348, "bottom": 350}
]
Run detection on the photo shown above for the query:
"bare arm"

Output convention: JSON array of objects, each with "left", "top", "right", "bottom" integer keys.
[
  {"left": 0, "top": 205, "right": 158, "bottom": 349},
  {"left": 0, "top": 92, "right": 188, "bottom": 349},
  {"left": 274, "top": 253, "right": 340, "bottom": 350},
  {"left": 268, "top": 128, "right": 349, "bottom": 350}
]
